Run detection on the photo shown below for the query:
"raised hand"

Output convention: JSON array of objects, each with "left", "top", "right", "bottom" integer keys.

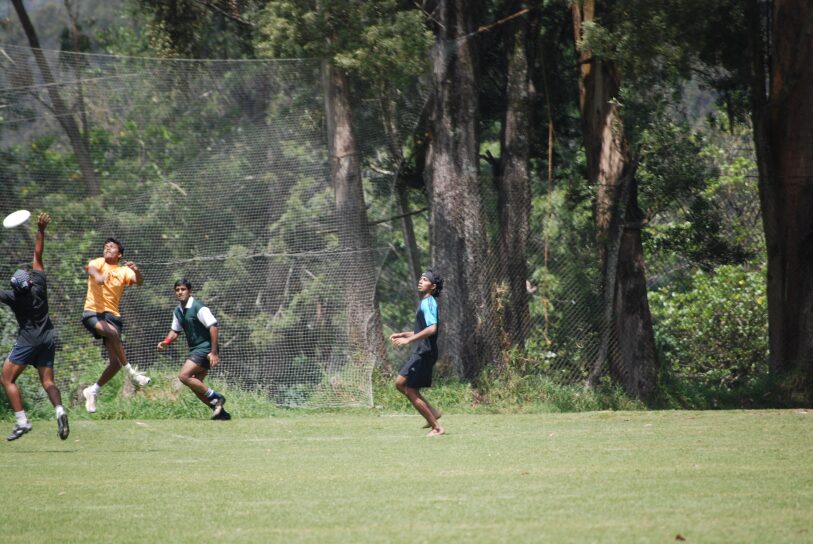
[{"left": 37, "top": 212, "right": 51, "bottom": 231}]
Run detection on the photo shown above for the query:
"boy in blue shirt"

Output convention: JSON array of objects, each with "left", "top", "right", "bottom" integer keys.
[{"left": 391, "top": 270, "right": 444, "bottom": 436}]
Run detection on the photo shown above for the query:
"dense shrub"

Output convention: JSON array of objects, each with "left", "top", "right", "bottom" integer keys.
[{"left": 650, "top": 265, "right": 768, "bottom": 387}]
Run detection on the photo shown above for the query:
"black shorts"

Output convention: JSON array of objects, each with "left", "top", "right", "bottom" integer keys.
[
  {"left": 187, "top": 351, "right": 211, "bottom": 370},
  {"left": 7, "top": 339, "right": 56, "bottom": 368},
  {"left": 399, "top": 352, "right": 437, "bottom": 389},
  {"left": 82, "top": 311, "right": 123, "bottom": 340}
]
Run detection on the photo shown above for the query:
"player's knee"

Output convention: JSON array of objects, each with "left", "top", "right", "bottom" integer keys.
[
  {"left": 178, "top": 373, "right": 192, "bottom": 385},
  {"left": 98, "top": 324, "right": 121, "bottom": 341}
]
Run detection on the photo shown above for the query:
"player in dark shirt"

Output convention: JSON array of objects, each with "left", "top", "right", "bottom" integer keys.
[
  {"left": 0, "top": 212, "right": 69, "bottom": 441},
  {"left": 391, "top": 270, "right": 444, "bottom": 436}
]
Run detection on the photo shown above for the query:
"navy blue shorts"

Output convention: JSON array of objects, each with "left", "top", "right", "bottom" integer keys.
[
  {"left": 7, "top": 339, "right": 56, "bottom": 368},
  {"left": 399, "top": 352, "right": 436, "bottom": 389},
  {"left": 82, "top": 311, "right": 123, "bottom": 340},
  {"left": 187, "top": 351, "right": 211, "bottom": 370}
]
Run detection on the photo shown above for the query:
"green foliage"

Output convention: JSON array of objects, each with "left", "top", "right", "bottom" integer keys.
[
  {"left": 372, "top": 363, "right": 643, "bottom": 414},
  {"left": 650, "top": 265, "right": 768, "bottom": 388},
  {"left": 255, "top": 1, "right": 432, "bottom": 85}
]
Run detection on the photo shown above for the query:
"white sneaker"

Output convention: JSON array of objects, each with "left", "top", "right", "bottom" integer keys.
[
  {"left": 83, "top": 386, "right": 97, "bottom": 413},
  {"left": 130, "top": 368, "right": 151, "bottom": 387}
]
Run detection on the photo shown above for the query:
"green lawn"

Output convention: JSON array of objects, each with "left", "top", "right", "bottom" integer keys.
[{"left": 1, "top": 410, "right": 811, "bottom": 543}]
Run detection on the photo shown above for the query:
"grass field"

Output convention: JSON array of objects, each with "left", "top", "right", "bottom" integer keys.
[{"left": 1, "top": 410, "right": 811, "bottom": 543}]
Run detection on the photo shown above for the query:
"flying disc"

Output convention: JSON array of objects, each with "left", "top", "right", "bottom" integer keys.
[{"left": 3, "top": 209, "right": 31, "bottom": 228}]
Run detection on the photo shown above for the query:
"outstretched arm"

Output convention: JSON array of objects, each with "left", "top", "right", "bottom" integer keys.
[{"left": 32, "top": 212, "right": 51, "bottom": 272}]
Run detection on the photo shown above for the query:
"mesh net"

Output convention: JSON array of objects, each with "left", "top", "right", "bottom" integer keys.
[
  {"left": 0, "top": 41, "right": 768, "bottom": 406},
  {"left": 0, "top": 44, "right": 428, "bottom": 407}
]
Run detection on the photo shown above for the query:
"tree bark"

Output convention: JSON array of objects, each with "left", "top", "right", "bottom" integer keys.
[
  {"left": 11, "top": 0, "right": 99, "bottom": 195},
  {"left": 750, "top": 0, "right": 813, "bottom": 400},
  {"left": 426, "top": 0, "right": 502, "bottom": 379},
  {"left": 572, "top": 0, "right": 658, "bottom": 402},
  {"left": 322, "top": 60, "right": 390, "bottom": 372},
  {"left": 497, "top": 0, "right": 532, "bottom": 349},
  {"left": 379, "top": 91, "right": 423, "bottom": 301}
]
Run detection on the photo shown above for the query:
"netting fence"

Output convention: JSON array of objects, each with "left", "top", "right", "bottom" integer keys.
[{"left": 0, "top": 43, "right": 768, "bottom": 407}]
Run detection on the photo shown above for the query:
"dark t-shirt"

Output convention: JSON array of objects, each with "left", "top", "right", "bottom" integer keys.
[
  {"left": 0, "top": 270, "right": 55, "bottom": 346},
  {"left": 410, "top": 295, "right": 439, "bottom": 360}
]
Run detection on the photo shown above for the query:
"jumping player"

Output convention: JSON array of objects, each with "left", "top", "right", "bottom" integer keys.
[
  {"left": 157, "top": 279, "right": 229, "bottom": 420},
  {"left": 390, "top": 269, "right": 444, "bottom": 436},
  {"left": 0, "top": 212, "right": 69, "bottom": 441},
  {"left": 81, "top": 237, "right": 149, "bottom": 413}
]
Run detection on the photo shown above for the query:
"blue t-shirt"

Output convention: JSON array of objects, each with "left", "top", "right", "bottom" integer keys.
[{"left": 412, "top": 295, "right": 438, "bottom": 358}]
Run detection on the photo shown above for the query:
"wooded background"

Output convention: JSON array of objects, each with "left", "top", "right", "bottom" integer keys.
[{"left": 1, "top": 0, "right": 811, "bottom": 406}]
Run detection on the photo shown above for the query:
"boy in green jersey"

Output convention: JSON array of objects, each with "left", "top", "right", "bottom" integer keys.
[{"left": 157, "top": 279, "right": 229, "bottom": 420}]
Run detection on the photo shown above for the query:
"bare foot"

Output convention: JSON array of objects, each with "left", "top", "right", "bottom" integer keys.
[
  {"left": 426, "top": 426, "right": 445, "bottom": 437},
  {"left": 422, "top": 412, "right": 442, "bottom": 429}
]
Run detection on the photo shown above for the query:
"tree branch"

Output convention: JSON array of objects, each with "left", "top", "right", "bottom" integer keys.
[{"left": 189, "top": 0, "right": 254, "bottom": 28}]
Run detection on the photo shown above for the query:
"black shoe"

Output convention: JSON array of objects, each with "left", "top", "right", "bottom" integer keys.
[
  {"left": 213, "top": 408, "right": 231, "bottom": 421},
  {"left": 210, "top": 395, "right": 226, "bottom": 419},
  {"left": 7, "top": 423, "right": 32, "bottom": 441},
  {"left": 57, "top": 412, "right": 69, "bottom": 440}
]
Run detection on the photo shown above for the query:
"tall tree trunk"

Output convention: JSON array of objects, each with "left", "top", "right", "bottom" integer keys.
[
  {"left": 613, "top": 178, "right": 659, "bottom": 401},
  {"left": 750, "top": 0, "right": 813, "bottom": 400},
  {"left": 572, "top": 0, "right": 658, "bottom": 402},
  {"left": 379, "top": 91, "right": 423, "bottom": 301},
  {"left": 426, "top": 0, "right": 502, "bottom": 379},
  {"left": 322, "top": 60, "right": 389, "bottom": 372},
  {"left": 498, "top": 0, "right": 532, "bottom": 349},
  {"left": 11, "top": 0, "right": 99, "bottom": 195}
]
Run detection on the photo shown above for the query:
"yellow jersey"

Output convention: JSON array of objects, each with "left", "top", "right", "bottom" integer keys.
[{"left": 83, "top": 257, "right": 137, "bottom": 316}]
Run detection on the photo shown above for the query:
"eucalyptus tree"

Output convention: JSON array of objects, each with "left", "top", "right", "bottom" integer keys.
[
  {"left": 425, "top": 0, "right": 504, "bottom": 379},
  {"left": 256, "top": 1, "right": 432, "bottom": 372},
  {"left": 571, "top": 0, "right": 659, "bottom": 401},
  {"left": 747, "top": 0, "right": 813, "bottom": 398},
  {"left": 10, "top": 0, "right": 100, "bottom": 195},
  {"left": 587, "top": 0, "right": 813, "bottom": 400},
  {"left": 495, "top": 0, "right": 534, "bottom": 350}
]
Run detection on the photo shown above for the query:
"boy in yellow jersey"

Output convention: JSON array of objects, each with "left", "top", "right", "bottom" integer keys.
[{"left": 81, "top": 237, "right": 149, "bottom": 413}]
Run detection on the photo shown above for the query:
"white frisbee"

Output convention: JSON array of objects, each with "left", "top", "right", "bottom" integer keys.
[{"left": 3, "top": 209, "right": 31, "bottom": 228}]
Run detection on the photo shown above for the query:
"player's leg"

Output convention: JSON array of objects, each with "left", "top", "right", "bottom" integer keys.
[
  {"left": 395, "top": 374, "right": 408, "bottom": 395},
  {"left": 1, "top": 358, "right": 27, "bottom": 412},
  {"left": 94, "top": 319, "right": 128, "bottom": 380},
  {"left": 404, "top": 386, "right": 444, "bottom": 435},
  {"left": 397, "top": 375, "right": 440, "bottom": 423},
  {"left": 2, "top": 356, "right": 33, "bottom": 440},
  {"left": 36, "top": 362, "right": 69, "bottom": 440},
  {"left": 81, "top": 312, "right": 125, "bottom": 385},
  {"left": 419, "top": 391, "right": 442, "bottom": 428},
  {"left": 180, "top": 354, "right": 227, "bottom": 418},
  {"left": 36, "top": 366, "right": 62, "bottom": 407},
  {"left": 99, "top": 314, "right": 150, "bottom": 387},
  {"left": 179, "top": 359, "right": 210, "bottom": 404}
]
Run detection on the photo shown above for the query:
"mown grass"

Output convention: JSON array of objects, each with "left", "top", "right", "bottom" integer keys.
[{"left": 1, "top": 410, "right": 811, "bottom": 543}]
